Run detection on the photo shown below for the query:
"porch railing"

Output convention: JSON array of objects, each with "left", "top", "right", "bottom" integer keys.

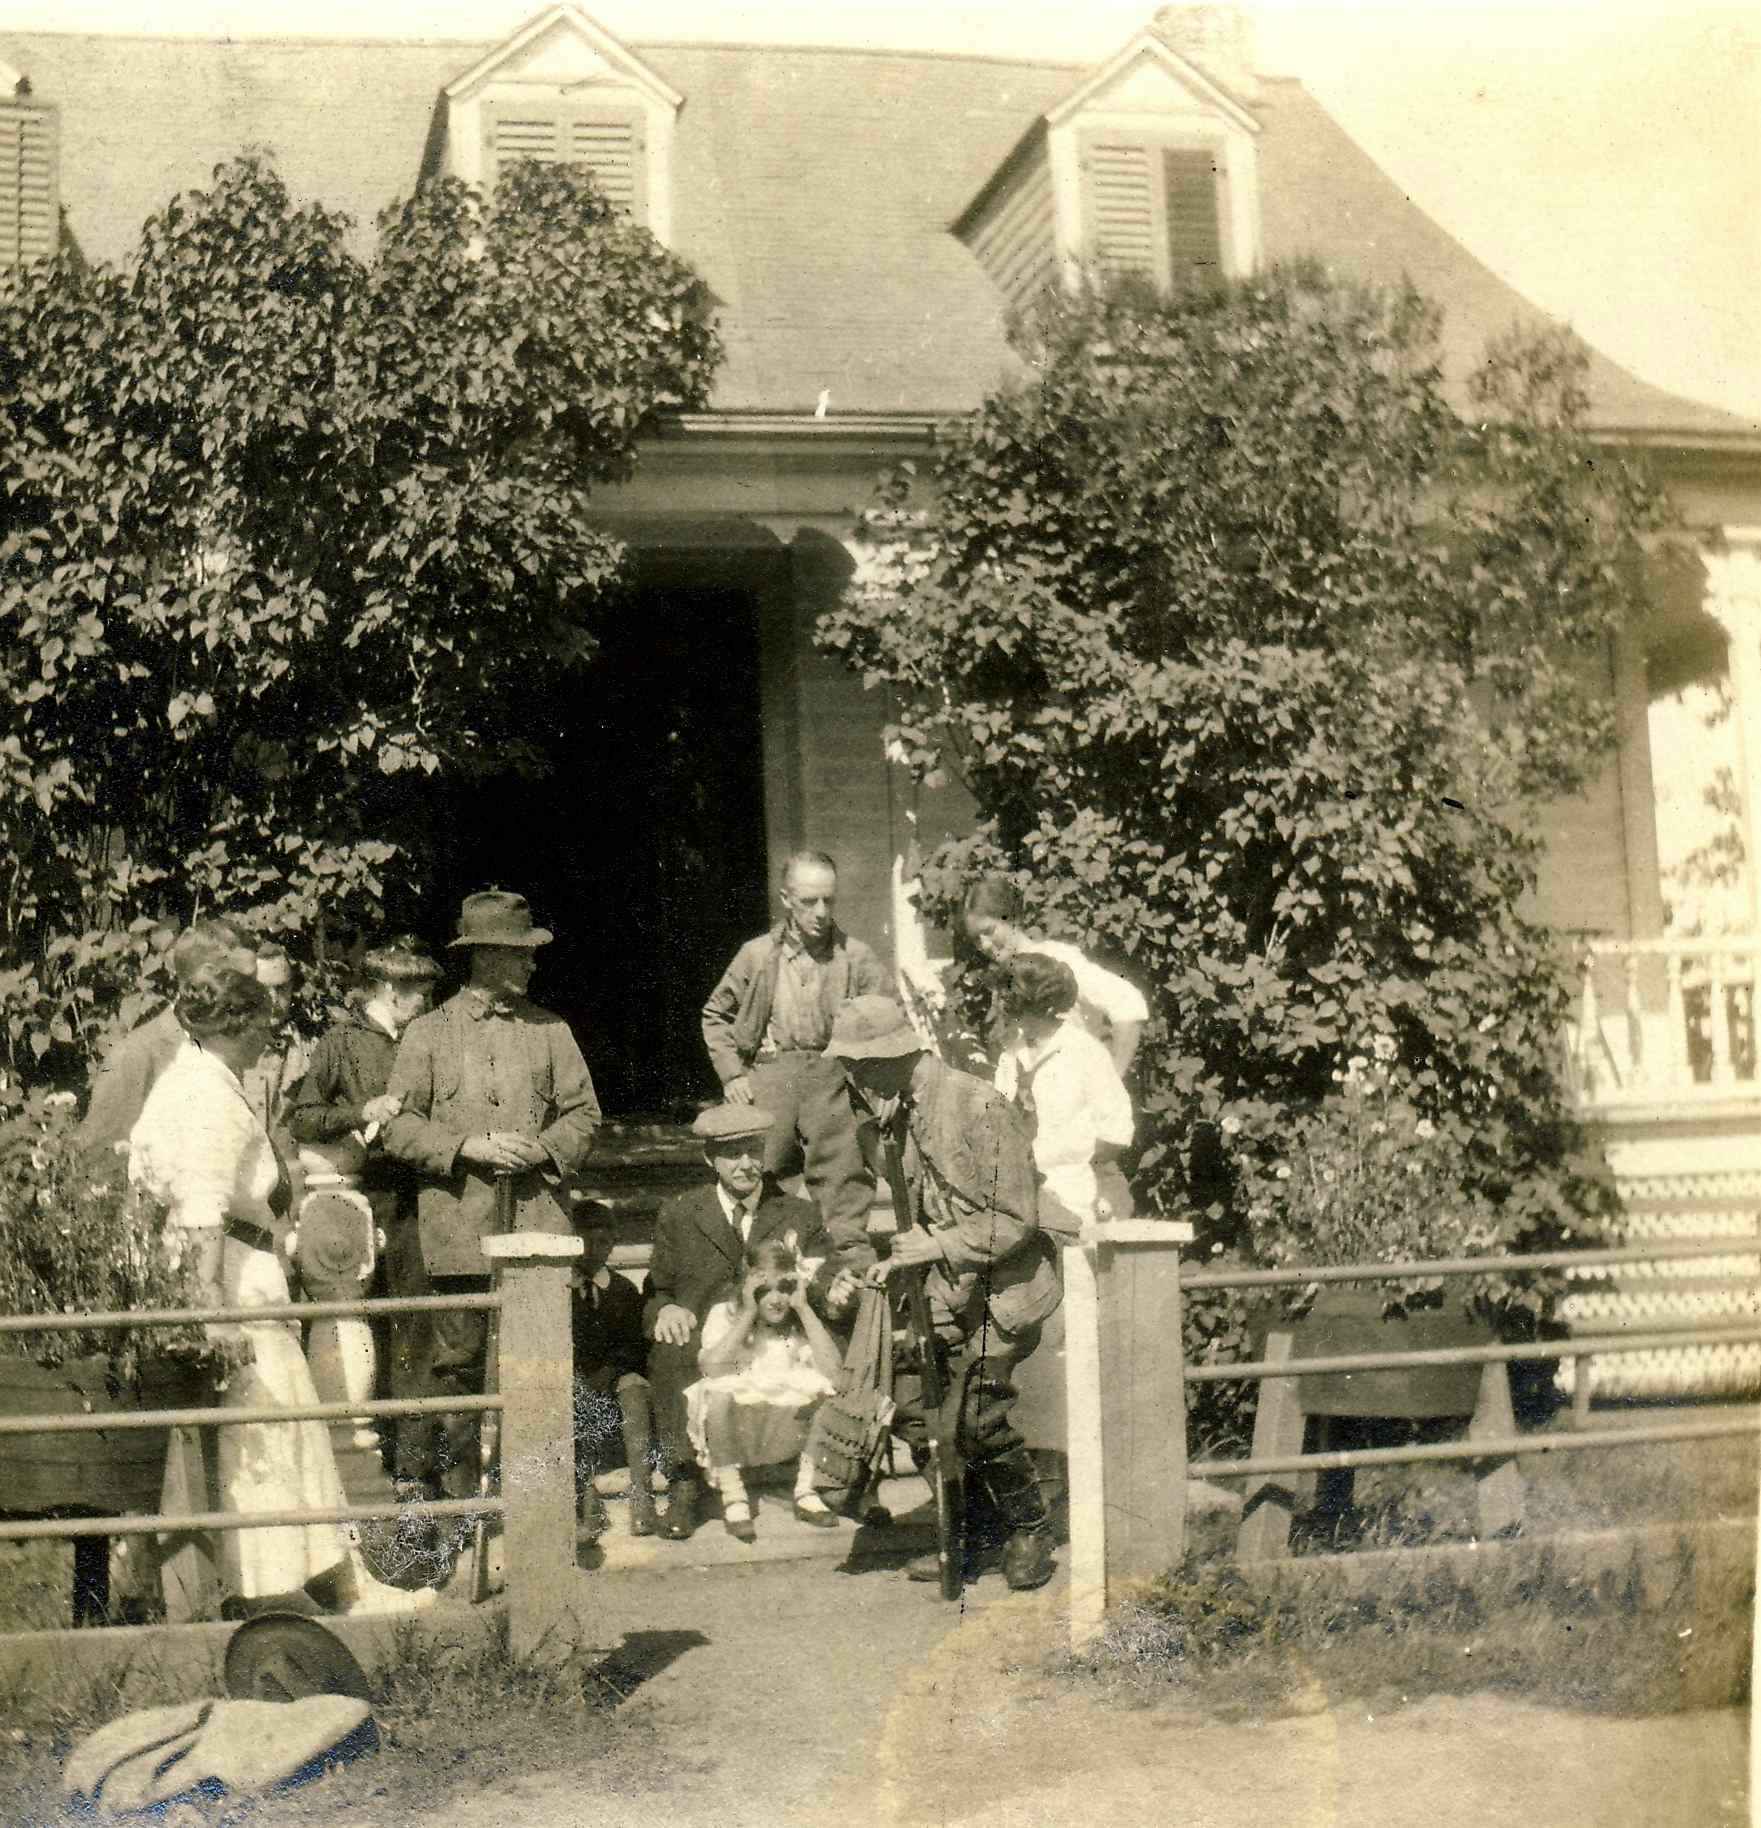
[{"left": 1570, "top": 934, "right": 1761, "bottom": 1103}]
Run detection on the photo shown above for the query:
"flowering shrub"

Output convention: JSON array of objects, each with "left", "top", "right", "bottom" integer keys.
[
  {"left": 0, "top": 1090, "right": 227, "bottom": 1391},
  {"left": 1227, "top": 1038, "right": 1500, "bottom": 1313}
]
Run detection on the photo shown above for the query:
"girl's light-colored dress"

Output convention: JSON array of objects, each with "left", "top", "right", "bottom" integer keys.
[
  {"left": 684, "top": 1302, "right": 835, "bottom": 1469},
  {"left": 130, "top": 1041, "right": 351, "bottom": 1600},
  {"left": 996, "top": 1017, "right": 1134, "bottom": 1228}
]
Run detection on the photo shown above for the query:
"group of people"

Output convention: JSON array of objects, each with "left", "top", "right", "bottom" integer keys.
[{"left": 79, "top": 849, "right": 1146, "bottom": 1611}]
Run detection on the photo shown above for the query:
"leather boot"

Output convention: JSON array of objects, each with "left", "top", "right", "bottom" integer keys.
[
  {"left": 979, "top": 1448, "right": 1056, "bottom": 1592},
  {"left": 578, "top": 1483, "right": 608, "bottom": 1544},
  {"left": 659, "top": 1474, "right": 698, "bottom": 1541},
  {"left": 627, "top": 1470, "right": 660, "bottom": 1537}
]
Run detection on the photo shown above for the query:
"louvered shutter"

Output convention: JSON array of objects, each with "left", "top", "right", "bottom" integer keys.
[
  {"left": 0, "top": 101, "right": 59, "bottom": 269},
  {"left": 1163, "top": 147, "right": 1222, "bottom": 291},
  {"left": 481, "top": 100, "right": 648, "bottom": 224},
  {"left": 1079, "top": 136, "right": 1159, "bottom": 283}
]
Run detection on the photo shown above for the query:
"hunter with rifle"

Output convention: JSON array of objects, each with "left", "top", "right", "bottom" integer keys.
[{"left": 825, "top": 994, "right": 1062, "bottom": 1593}]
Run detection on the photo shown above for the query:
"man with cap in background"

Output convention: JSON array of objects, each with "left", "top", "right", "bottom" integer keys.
[
  {"left": 382, "top": 890, "right": 601, "bottom": 1501},
  {"left": 644, "top": 1102, "right": 862, "bottom": 1541},
  {"left": 826, "top": 994, "right": 1061, "bottom": 1591},
  {"left": 701, "top": 849, "right": 889, "bottom": 1252}
]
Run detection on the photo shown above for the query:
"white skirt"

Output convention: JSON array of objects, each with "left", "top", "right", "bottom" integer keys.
[{"left": 213, "top": 1235, "right": 351, "bottom": 1599}]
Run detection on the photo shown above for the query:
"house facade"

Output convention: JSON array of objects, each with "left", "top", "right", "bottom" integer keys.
[{"left": 3, "top": 6, "right": 1757, "bottom": 1385}]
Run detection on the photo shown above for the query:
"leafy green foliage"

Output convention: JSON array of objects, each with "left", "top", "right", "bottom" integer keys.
[
  {"left": 0, "top": 155, "right": 719, "bottom": 1093},
  {"left": 0, "top": 1092, "right": 227, "bottom": 1387},
  {"left": 822, "top": 265, "right": 1669, "bottom": 1325}
]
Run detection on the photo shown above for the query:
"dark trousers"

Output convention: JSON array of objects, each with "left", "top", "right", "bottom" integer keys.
[
  {"left": 891, "top": 1316, "right": 1047, "bottom": 1534},
  {"left": 749, "top": 1052, "right": 875, "bottom": 1244},
  {"left": 386, "top": 1219, "right": 491, "bottom": 1498},
  {"left": 647, "top": 1329, "right": 703, "bottom": 1483}
]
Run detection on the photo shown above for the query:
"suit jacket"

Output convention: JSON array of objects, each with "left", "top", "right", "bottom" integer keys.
[
  {"left": 861, "top": 1054, "right": 1061, "bottom": 1338},
  {"left": 643, "top": 1184, "right": 835, "bottom": 1335},
  {"left": 382, "top": 986, "right": 601, "bottom": 1277},
  {"left": 571, "top": 1268, "right": 648, "bottom": 1385},
  {"left": 79, "top": 1005, "right": 185, "bottom": 1165}
]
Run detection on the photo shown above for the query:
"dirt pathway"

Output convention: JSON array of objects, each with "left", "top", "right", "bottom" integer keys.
[{"left": 326, "top": 1555, "right": 1747, "bottom": 1828}]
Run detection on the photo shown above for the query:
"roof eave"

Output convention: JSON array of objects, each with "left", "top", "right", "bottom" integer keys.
[
  {"left": 442, "top": 3, "right": 683, "bottom": 109},
  {"left": 1044, "top": 31, "right": 1261, "bottom": 138}
]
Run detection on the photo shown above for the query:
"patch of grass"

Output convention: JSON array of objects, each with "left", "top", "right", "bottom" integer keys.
[
  {"left": 1067, "top": 1531, "right": 1753, "bottom": 1723},
  {"left": 0, "top": 1615, "right": 681, "bottom": 1827}
]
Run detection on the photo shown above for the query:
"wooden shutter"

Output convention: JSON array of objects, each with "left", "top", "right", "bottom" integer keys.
[
  {"left": 1163, "top": 147, "right": 1222, "bottom": 291},
  {"left": 0, "top": 101, "right": 59, "bottom": 269},
  {"left": 481, "top": 99, "right": 648, "bottom": 224},
  {"left": 1079, "top": 135, "right": 1159, "bottom": 283}
]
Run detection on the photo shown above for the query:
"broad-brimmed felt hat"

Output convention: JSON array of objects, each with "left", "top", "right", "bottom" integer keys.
[
  {"left": 691, "top": 1104, "right": 777, "bottom": 1144},
  {"left": 824, "top": 995, "right": 925, "bottom": 1060},
  {"left": 447, "top": 889, "right": 553, "bottom": 951},
  {"left": 361, "top": 935, "right": 441, "bottom": 982}
]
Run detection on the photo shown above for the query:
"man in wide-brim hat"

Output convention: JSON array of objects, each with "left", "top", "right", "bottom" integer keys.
[
  {"left": 382, "top": 890, "right": 602, "bottom": 1502},
  {"left": 826, "top": 994, "right": 1061, "bottom": 1591}
]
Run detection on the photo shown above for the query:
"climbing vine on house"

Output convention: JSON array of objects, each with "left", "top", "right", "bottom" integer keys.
[
  {"left": 0, "top": 155, "right": 719, "bottom": 1096},
  {"left": 822, "top": 264, "right": 1684, "bottom": 1395}
]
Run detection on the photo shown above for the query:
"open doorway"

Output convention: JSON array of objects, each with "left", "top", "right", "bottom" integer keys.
[{"left": 424, "top": 579, "right": 771, "bottom": 1118}]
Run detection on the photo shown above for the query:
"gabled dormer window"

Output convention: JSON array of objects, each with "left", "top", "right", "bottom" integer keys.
[
  {"left": 481, "top": 97, "right": 648, "bottom": 221},
  {"left": 954, "top": 16, "right": 1258, "bottom": 312},
  {"left": 1079, "top": 133, "right": 1223, "bottom": 292},
  {"left": 444, "top": 6, "right": 680, "bottom": 243}
]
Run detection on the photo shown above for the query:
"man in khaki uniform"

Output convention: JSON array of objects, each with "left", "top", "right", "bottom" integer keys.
[{"left": 383, "top": 890, "right": 601, "bottom": 1498}]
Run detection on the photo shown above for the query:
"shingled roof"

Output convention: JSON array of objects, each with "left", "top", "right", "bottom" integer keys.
[{"left": 0, "top": 27, "right": 1746, "bottom": 437}]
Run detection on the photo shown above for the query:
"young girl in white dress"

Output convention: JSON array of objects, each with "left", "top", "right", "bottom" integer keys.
[{"left": 685, "top": 1240, "right": 843, "bottom": 1542}]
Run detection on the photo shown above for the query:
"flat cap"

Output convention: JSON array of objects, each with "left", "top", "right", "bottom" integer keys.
[
  {"left": 823, "top": 995, "right": 925, "bottom": 1060},
  {"left": 691, "top": 1103, "right": 777, "bottom": 1143}
]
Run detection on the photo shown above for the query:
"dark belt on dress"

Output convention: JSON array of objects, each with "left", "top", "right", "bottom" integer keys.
[{"left": 224, "top": 1217, "right": 277, "bottom": 1254}]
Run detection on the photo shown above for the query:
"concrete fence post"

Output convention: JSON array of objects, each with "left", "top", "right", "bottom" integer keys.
[
  {"left": 1064, "top": 1218, "right": 1196, "bottom": 1649},
  {"left": 481, "top": 1232, "right": 582, "bottom": 1664}
]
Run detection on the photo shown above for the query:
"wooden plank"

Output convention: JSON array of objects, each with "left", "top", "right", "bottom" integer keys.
[
  {"left": 1062, "top": 1241, "right": 1106, "bottom": 1649},
  {"left": 482, "top": 1234, "right": 584, "bottom": 1664},
  {"left": 1236, "top": 1331, "right": 1304, "bottom": 1562},
  {"left": 1099, "top": 1239, "right": 1187, "bottom": 1589},
  {"left": 1470, "top": 1363, "right": 1526, "bottom": 1537}
]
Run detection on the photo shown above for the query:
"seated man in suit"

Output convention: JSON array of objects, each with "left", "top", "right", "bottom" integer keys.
[{"left": 645, "top": 1103, "right": 865, "bottom": 1541}]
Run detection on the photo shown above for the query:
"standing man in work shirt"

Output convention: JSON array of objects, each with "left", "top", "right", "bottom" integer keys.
[
  {"left": 701, "top": 849, "right": 888, "bottom": 1250},
  {"left": 383, "top": 890, "right": 601, "bottom": 1500}
]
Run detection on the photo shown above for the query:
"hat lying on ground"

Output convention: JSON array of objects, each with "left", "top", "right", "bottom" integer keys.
[
  {"left": 691, "top": 1103, "right": 777, "bottom": 1143},
  {"left": 447, "top": 889, "right": 552, "bottom": 950},
  {"left": 823, "top": 995, "right": 925, "bottom": 1060}
]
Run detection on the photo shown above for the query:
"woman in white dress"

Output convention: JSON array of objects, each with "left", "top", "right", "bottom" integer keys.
[
  {"left": 994, "top": 954, "right": 1135, "bottom": 1231},
  {"left": 130, "top": 951, "right": 430, "bottom": 1616},
  {"left": 961, "top": 877, "right": 1148, "bottom": 1076}
]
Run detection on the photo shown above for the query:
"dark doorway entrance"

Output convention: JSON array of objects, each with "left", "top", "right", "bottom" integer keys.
[{"left": 426, "top": 580, "right": 770, "bottom": 1118}]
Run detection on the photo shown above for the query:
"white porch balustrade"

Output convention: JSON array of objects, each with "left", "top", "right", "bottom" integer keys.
[{"left": 1569, "top": 934, "right": 1761, "bottom": 1106}]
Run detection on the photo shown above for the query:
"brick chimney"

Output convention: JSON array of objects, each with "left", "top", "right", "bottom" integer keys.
[{"left": 1151, "top": 5, "right": 1259, "bottom": 105}]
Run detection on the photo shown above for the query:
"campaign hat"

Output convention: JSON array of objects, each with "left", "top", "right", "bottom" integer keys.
[
  {"left": 823, "top": 995, "right": 925, "bottom": 1060},
  {"left": 446, "top": 889, "right": 552, "bottom": 950}
]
